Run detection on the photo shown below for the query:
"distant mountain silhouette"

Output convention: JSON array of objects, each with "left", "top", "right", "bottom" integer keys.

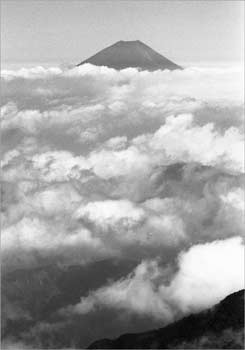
[
  {"left": 77, "top": 40, "right": 182, "bottom": 71},
  {"left": 88, "top": 290, "right": 245, "bottom": 349}
]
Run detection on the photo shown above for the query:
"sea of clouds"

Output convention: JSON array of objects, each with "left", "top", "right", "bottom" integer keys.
[{"left": 1, "top": 63, "right": 244, "bottom": 348}]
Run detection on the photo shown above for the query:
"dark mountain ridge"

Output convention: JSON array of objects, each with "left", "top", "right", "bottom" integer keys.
[
  {"left": 77, "top": 40, "right": 182, "bottom": 71},
  {"left": 88, "top": 289, "right": 245, "bottom": 349}
]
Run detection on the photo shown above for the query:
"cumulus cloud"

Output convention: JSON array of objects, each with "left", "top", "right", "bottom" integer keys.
[
  {"left": 84, "top": 114, "right": 244, "bottom": 180},
  {"left": 165, "top": 237, "right": 244, "bottom": 312},
  {"left": 1, "top": 63, "right": 244, "bottom": 347},
  {"left": 74, "top": 199, "right": 145, "bottom": 230},
  {"left": 148, "top": 114, "right": 244, "bottom": 172},
  {"left": 64, "top": 259, "right": 173, "bottom": 322},
  {"left": 65, "top": 237, "right": 244, "bottom": 321},
  {"left": 1, "top": 215, "right": 106, "bottom": 270},
  {"left": 1, "top": 65, "right": 243, "bottom": 146}
]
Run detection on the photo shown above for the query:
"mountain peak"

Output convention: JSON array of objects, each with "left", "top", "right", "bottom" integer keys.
[
  {"left": 115, "top": 40, "right": 142, "bottom": 44},
  {"left": 78, "top": 40, "right": 182, "bottom": 71}
]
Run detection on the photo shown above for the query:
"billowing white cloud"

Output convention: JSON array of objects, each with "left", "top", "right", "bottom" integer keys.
[
  {"left": 85, "top": 114, "right": 244, "bottom": 179},
  {"left": 148, "top": 114, "right": 244, "bottom": 172},
  {"left": 1, "top": 214, "right": 106, "bottom": 270},
  {"left": 66, "top": 237, "right": 244, "bottom": 321},
  {"left": 1, "top": 65, "right": 243, "bottom": 142},
  {"left": 32, "top": 151, "right": 89, "bottom": 181},
  {"left": 68, "top": 259, "right": 174, "bottom": 322},
  {"left": 74, "top": 199, "right": 145, "bottom": 230},
  {"left": 165, "top": 236, "right": 245, "bottom": 313},
  {"left": 1, "top": 63, "right": 244, "bottom": 345}
]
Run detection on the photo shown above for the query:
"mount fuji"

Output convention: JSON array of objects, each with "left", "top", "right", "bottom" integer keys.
[{"left": 77, "top": 40, "right": 182, "bottom": 71}]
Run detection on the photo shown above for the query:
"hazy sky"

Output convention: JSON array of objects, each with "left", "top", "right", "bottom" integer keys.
[{"left": 1, "top": 0, "right": 244, "bottom": 66}]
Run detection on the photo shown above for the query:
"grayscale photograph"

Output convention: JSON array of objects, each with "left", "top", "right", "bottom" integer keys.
[{"left": 1, "top": 0, "right": 244, "bottom": 349}]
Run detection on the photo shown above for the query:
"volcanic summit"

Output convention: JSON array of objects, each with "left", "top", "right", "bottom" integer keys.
[{"left": 77, "top": 40, "right": 182, "bottom": 71}]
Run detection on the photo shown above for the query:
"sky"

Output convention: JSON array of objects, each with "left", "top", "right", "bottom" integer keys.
[{"left": 1, "top": 0, "right": 244, "bottom": 67}]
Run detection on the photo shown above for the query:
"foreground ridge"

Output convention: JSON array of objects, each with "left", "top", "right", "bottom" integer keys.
[{"left": 88, "top": 290, "right": 244, "bottom": 349}]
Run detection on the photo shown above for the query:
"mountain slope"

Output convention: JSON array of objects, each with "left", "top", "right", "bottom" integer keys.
[
  {"left": 88, "top": 289, "right": 244, "bottom": 349},
  {"left": 2, "top": 258, "right": 138, "bottom": 340},
  {"left": 77, "top": 40, "right": 182, "bottom": 71}
]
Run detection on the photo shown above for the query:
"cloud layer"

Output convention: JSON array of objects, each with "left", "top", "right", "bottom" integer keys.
[{"left": 1, "top": 63, "right": 244, "bottom": 347}]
